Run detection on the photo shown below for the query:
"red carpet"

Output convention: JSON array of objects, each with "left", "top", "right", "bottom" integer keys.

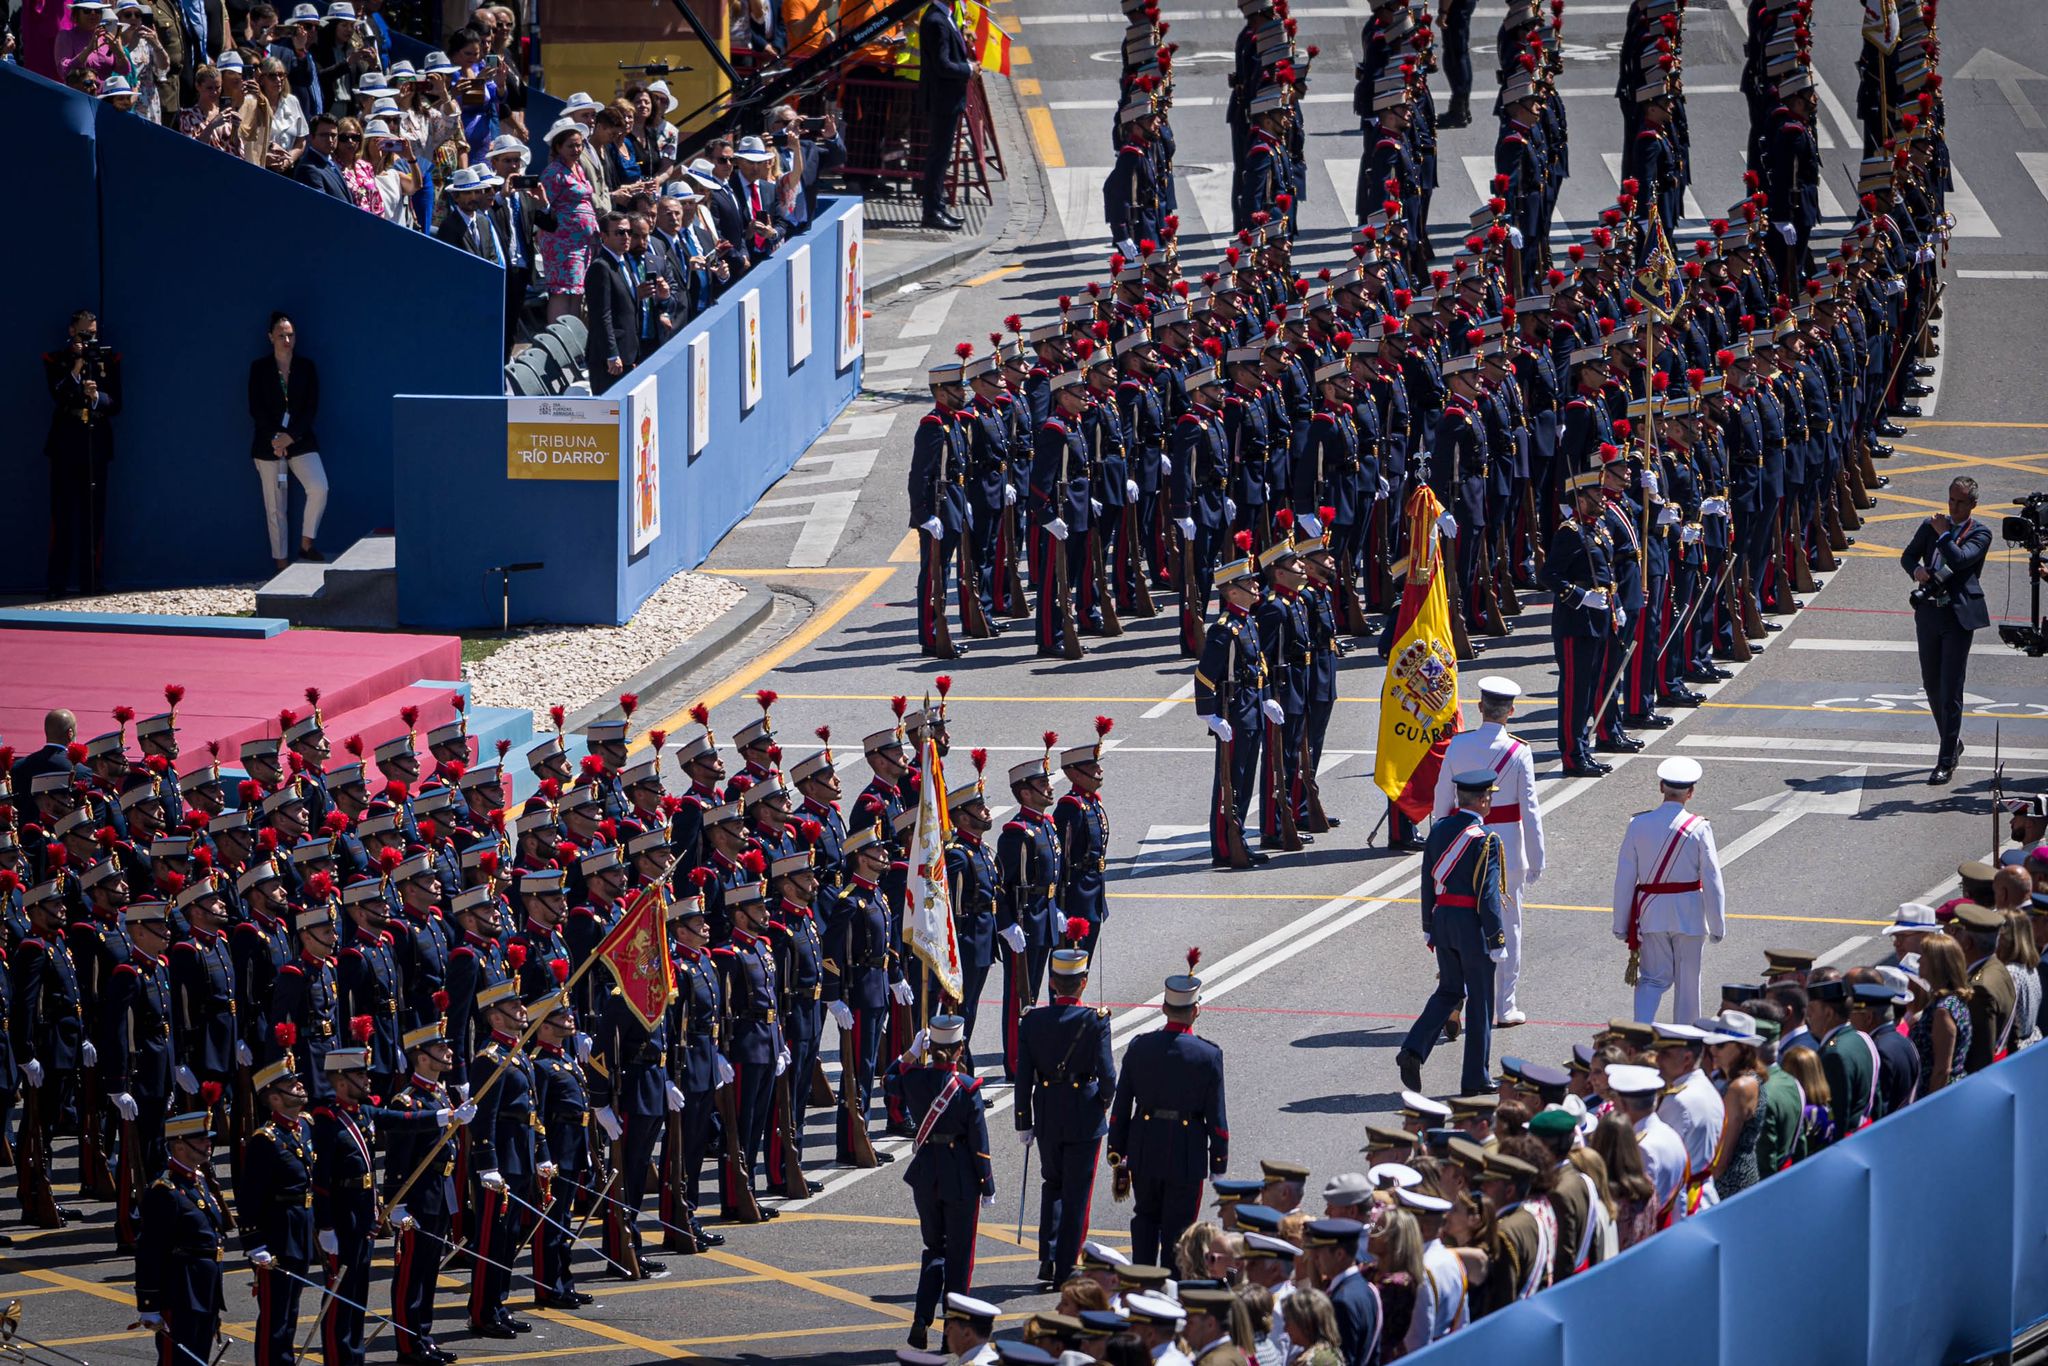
[{"left": 0, "top": 627, "right": 463, "bottom": 765}]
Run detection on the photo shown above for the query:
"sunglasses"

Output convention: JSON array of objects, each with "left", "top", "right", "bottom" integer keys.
[{"left": 338, "top": 133, "right": 361, "bottom": 142}]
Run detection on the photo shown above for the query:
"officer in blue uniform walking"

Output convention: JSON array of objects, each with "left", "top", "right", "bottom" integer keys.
[
  {"left": 529, "top": 987, "right": 595, "bottom": 1307},
  {"left": 897, "top": 1014, "right": 994, "bottom": 1352},
  {"left": 1396, "top": 769, "right": 1510, "bottom": 1096},
  {"left": 384, "top": 1016, "right": 470, "bottom": 1365},
  {"left": 1108, "top": 956, "right": 1229, "bottom": 1273},
  {"left": 1015, "top": 937, "right": 1116, "bottom": 1290},
  {"left": 662, "top": 892, "right": 729, "bottom": 1250}
]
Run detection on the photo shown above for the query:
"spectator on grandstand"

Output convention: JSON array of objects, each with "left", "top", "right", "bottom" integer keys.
[
  {"left": 257, "top": 55, "right": 309, "bottom": 165},
  {"left": 181, "top": 63, "right": 244, "bottom": 150},
  {"left": 268, "top": 3, "right": 323, "bottom": 118},
  {"left": 331, "top": 114, "right": 386, "bottom": 213},
  {"left": 695, "top": 140, "right": 753, "bottom": 270},
  {"left": 311, "top": 3, "right": 373, "bottom": 110},
  {"left": 478, "top": 7, "right": 527, "bottom": 125},
  {"left": 584, "top": 211, "right": 646, "bottom": 392},
  {"left": 444, "top": 24, "right": 509, "bottom": 157},
  {"left": 766, "top": 101, "right": 845, "bottom": 234},
  {"left": 626, "top": 213, "right": 683, "bottom": 352},
  {"left": 643, "top": 79, "right": 681, "bottom": 164},
  {"left": 365, "top": 118, "right": 418, "bottom": 227},
  {"left": 619, "top": 86, "right": 673, "bottom": 178},
  {"left": 357, "top": 0, "right": 392, "bottom": 64},
  {"left": 1778, "top": 1046, "right": 1834, "bottom": 1158},
  {"left": 538, "top": 119, "right": 600, "bottom": 322},
  {"left": 732, "top": 0, "right": 784, "bottom": 57},
  {"left": 57, "top": 1, "right": 134, "bottom": 85},
  {"left": 293, "top": 111, "right": 352, "bottom": 201},
  {"left": 113, "top": 0, "right": 171, "bottom": 122},
  {"left": 1998, "top": 909, "right": 2040, "bottom": 1049},
  {"left": 654, "top": 181, "right": 720, "bottom": 316},
  {"left": 435, "top": 165, "right": 506, "bottom": 259},
  {"left": 730, "top": 135, "right": 785, "bottom": 257},
  {"left": 248, "top": 310, "right": 329, "bottom": 569},
  {"left": 98, "top": 71, "right": 140, "bottom": 111},
  {"left": 214, "top": 53, "right": 271, "bottom": 163},
  {"left": 1587, "top": 1114, "right": 1654, "bottom": 1249},
  {"left": 243, "top": 2, "right": 281, "bottom": 50}
]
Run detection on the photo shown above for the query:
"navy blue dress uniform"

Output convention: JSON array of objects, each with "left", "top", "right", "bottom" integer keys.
[
  {"left": 1396, "top": 771, "right": 1510, "bottom": 1096},
  {"left": 392, "top": 868, "right": 454, "bottom": 1032},
  {"left": 311, "top": 1055, "right": 395, "bottom": 1366},
  {"left": 818, "top": 850, "right": 893, "bottom": 1162},
  {"left": 99, "top": 904, "right": 175, "bottom": 1223},
  {"left": 443, "top": 916, "right": 510, "bottom": 1093},
  {"left": 765, "top": 870, "right": 826, "bottom": 1190},
  {"left": 384, "top": 1025, "right": 460, "bottom": 1363},
  {"left": 1104, "top": 108, "right": 1162, "bottom": 248},
  {"left": 1253, "top": 541, "right": 1311, "bottom": 843},
  {"left": 530, "top": 1014, "right": 592, "bottom": 1304},
  {"left": 908, "top": 365, "right": 974, "bottom": 657},
  {"left": 336, "top": 891, "right": 404, "bottom": 1094},
  {"left": 964, "top": 368, "right": 1023, "bottom": 623},
  {"left": 1901, "top": 505, "right": 1995, "bottom": 776},
  {"left": 1307, "top": 1218, "right": 1381, "bottom": 1366},
  {"left": 996, "top": 763, "right": 1062, "bottom": 1080},
  {"left": 942, "top": 769, "right": 1000, "bottom": 1063},
  {"left": 664, "top": 913, "right": 724, "bottom": 1243},
  {"left": 1029, "top": 378, "right": 1096, "bottom": 655},
  {"left": 588, "top": 947, "right": 677, "bottom": 1267},
  {"left": 1193, "top": 544, "right": 1270, "bottom": 864},
  {"left": 1171, "top": 374, "right": 1233, "bottom": 624},
  {"left": 1108, "top": 967, "right": 1228, "bottom": 1271},
  {"left": 136, "top": 1111, "right": 230, "bottom": 1366},
  {"left": 897, "top": 1016, "right": 994, "bottom": 1334},
  {"left": 466, "top": 986, "right": 539, "bottom": 1334},
  {"left": 1015, "top": 947, "right": 1116, "bottom": 1288},
  {"left": 237, "top": 1058, "right": 316, "bottom": 1366},
  {"left": 171, "top": 898, "right": 238, "bottom": 1085},
  {"left": 1595, "top": 469, "right": 1648, "bottom": 748},
  {"left": 12, "top": 900, "right": 86, "bottom": 1193},
  {"left": 1053, "top": 741, "right": 1111, "bottom": 955},
  {"left": 233, "top": 900, "right": 296, "bottom": 1060},
  {"left": 268, "top": 914, "right": 345, "bottom": 1100}
]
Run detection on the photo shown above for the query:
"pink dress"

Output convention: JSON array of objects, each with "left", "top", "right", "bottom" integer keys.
[
  {"left": 538, "top": 157, "right": 598, "bottom": 294},
  {"left": 341, "top": 159, "right": 386, "bottom": 217}
]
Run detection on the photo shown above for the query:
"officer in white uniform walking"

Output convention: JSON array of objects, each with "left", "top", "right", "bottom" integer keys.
[
  {"left": 1611, "top": 757, "right": 1726, "bottom": 1024},
  {"left": 1431, "top": 677, "right": 1547, "bottom": 1025}
]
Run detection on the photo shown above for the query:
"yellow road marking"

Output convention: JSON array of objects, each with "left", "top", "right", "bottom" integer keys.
[
  {"left": 1104, "top": 891, "right": 1885, "bottom": 925},
  {"left": 636, "top": 566, "right": 897, "bottom": 750},
  {"left": 1026, "top": 105, "right": 1065, "bottom": 168},
  {"left": 1904, "top": 420, "right": 2048, "bottom": 430},
  {"left": 1885, "top": 443, "right": 2048, "bottom": 477},
  {"left": 890, "top": 529, "right": 921, "bottom": 562},
  {"left": 533, "top": 1306, "right": 699, "bottom": 1358},
  {"left": 701, "top": 1247, "right": 915, "bottom": 1321},
  {"left": 964, "top": 263, "right": 1026, "bottom": 287},
  {"left": 1014, "top": 77, "right": 1041, "bottom": 95},
  {"left": 1011, "top": 43, "right": 1031, "bottom": 64},
  {"left": 2, "top": 1264, "right": 257, "bottom": 1343}
]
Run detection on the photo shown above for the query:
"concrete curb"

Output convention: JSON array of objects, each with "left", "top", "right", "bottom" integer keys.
[
  {"left": 563, "top": 581, "right": 777, "bottom": 735},
  {"left": 865, "top": 74, "right": 1035, "bottom": 295}
]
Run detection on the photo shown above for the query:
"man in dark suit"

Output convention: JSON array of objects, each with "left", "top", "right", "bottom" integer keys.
[
  {"left": 701, "top": 142, "right": 757, "bottom": 273},
  {"left": 626, "top": 214, "right": 684, "bottom": 354},
  {"left": 292, "top": 114, "right": 351, "bottom": 202},
  {"left": 9, "top": 710, "right": 80, "bottom": 796},
  {"left": 486, "top": 136, "right": 542, "bottom": 351},
  {"left": 1106, "top": 965, "right": 1228, "bottom": 1272},
  {"left": 583, "top": 212, "right": 644, "bottom": 394},
  {"left": 1901, "top": 476, "right": 1994, "bottom": 784},
  {"left": 432, "top": 167, "right": 506, "bottom": 263},
  {"left": 917, "top": 0, "right": 973, "bottom": 230}
]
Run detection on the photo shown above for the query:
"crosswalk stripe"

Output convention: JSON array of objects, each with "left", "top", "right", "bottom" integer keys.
[
  {"left": 1944, "top": 164, "right": 2000, "bottom": 238},
  {"left": 2018, "top": 150, "right": 2048, "bottom": 207},
  {"left": 1598, "top": 152, "right": 1705, "bottom": 221},
  {"left": 1326, "top": 156, "right": 1360, "bottom": 227},
  {"left": 1180, "top": 163, "right": 1235, "bottom": 240},
  {"left": 1046, "top": 165, "right": 1100, "bottom": 241}
]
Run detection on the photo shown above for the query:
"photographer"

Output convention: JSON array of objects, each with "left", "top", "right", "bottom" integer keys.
[
  {"left": 1902, "top": 476, "right": 1993, "bottom": 786},
  {"left": 766, "top": 102, "right": 845, "bottom": 237},
  {"left": 42, "top": 310, "right": 122, "bottom": 599}
]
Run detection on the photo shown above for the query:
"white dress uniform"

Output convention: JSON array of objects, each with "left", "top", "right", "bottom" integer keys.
[
  {"left": 1654, "top": 1057, "right": 1724, "bottom": 1214},
  {"left": 1632, "top": 1110, "right": 1690, "bottom": 1223},
  {"left": 1431, "top": 695, "right": 1546, "bottom": 1021},
  {"left": 1610, "top": 760, "right": 1725, "bottom": 1023},
  {"left": 1415, "top": 1235, "right": 1470, "bottom": 1348}
]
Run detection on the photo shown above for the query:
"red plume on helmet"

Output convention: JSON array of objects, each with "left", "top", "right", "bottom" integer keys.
[
  {"left": 955, "top": 341, "right": 975, "bottom": 360},
  {"left": 549, "top": 704, "right": 566, "bottom": 732},
  {"left": 200, "top": 1081, "right": 224, "bottom": 1107},
  {"left": 1235, "top": 529, "right": 1255, "bottom": 553},
  {"left": 306, "top": 870, "right": 335, "bottom": 901},
  {"left": 690, "top": 703, "right": 711, "bottom": 728},
  {"left": 350, "top": 1014, "right": 374, "bottom": 1044},
  {"left": 1275, "top": 507, "right": 1296, "bottom": 532},
  {"left": 1613, "top": 418, "right": 1633, "bottom": 439},
  {"left": 970, "top": 748, "right": 988, "bottom": 774},
  {"left": 432, "top": 989, "right": 451, "bottom": 1012},
  {"left": 689, "top": 866, "right": 715, "bottom": 889},
  {"left": 278, "top": 708, "right": 297, "bottom": 732},
  {"left": 344, "top": 734, "right": 365, "bottom": 759},
  {"left": 618, "top": 693, "right": 639, "bottom": 717},
  {"left": 1041, "top": 731, "right": 1060, "bottom": 752},
  {"left": 112, "top": 704, "right": 135, "bottom": 725},
  {"left": 1095, "top": 716, "right": 1114, "bottom": 739},
  {"left": 377, "top": 846, "right": 403, "bottom": 876},
  {"left": 274, "top": 1019, "right": 300, "bottom": 1048},
  {"left": 551, "top": 956, "right": 570, "bottom": 984},
  {"left": 800, "top": 818, "right": 824, "bottom": 844},
  {"left": 164, "top": 683, "right": 186, "bottom": 708},
  {"left": 322, "top": 810, "right": 349, "bottom": 834},
  {"left": 1186, "top": 946, "right": 1202, "bottom": 972},
  {"left": 891, "top": 696, "right": 908, "bottom": 719},
  {"left": 580, "top": 754, "right": 606, "bottom": 778},
  {"left": 257, "top": 828, "right": 281, "bottom": 854},
  {"left": 67, "top": 742, "right": 88, "bottom": 764},
  {"left": 1064, "top": 916, "right": 1091, "bottom": 946},
  {"left": 649, "top": 728, "right": 667, "bottom": 750},
  {"left": 506, "top": 941, "right": 528, "bottom": 970},
  {"left": 741, "top": 848, "right": 767, "bottom": 876}
]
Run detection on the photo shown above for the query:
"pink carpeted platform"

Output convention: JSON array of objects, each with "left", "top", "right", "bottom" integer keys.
[{"left": 0, "top": 627, "right": 464, "bottom": 764}]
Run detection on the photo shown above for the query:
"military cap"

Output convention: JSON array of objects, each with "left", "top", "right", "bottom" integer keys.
[
  {"left": 1361, "top": 1122, "right": 1414, "bottom": 1154},
  {"left": 1162, "top": 970, "right": 1202, "bottom": 1008},
  {"left": 252, "top": 1053, "right": 298, "bottom": 1089},
  {"left": 1953, "top": 903, "right": 2004, "bottom": 933},
  {"left": 1123, "top": 1292, "right": 1185, "bottom": 1327},
  {"left": 1481, "top": 1150, "right": 1539, "bottom": 1184},
  {"left": 81, "top": 856, "right": 127, "bottom": 889},
  {"left": 1398, "top": 1188, "right": 1453, "bottom": 1213},
  {"left": 1180, "top": 1287, "right": 1236, "bottom": 1316},
  {"left": 1764, "top": 947, "right": 1816, "bottom": 975},
  {"left": 450, "top": 883, "right": 496, "bottom": 915},
  {"left": 1079, "top": 1240, "right": 1130, "bottom": 1270},
  {"left": 515, "top": 866, "right": 568, "bottom": 895},
  {"left": 1651, "top": 1022, "right": 1710, "bottom": 1050},
  {"left": 126, "top": 897, "right": 170, "bottom": 924},
  {"left": 286, "top": 837, "right": 331, "bottom": 866},
  {"left": 1234, "top": 1203, "right": 1284, "bottom": 1233},
  {"left": 1367, "top": 1162, "right": 1422, "bottom": 1191},
  {"left": 1209, "top": 1175, "right": 1263, "bottom": 1208},
  {"left": 1116, "top": 1264, "right": 1172, "bottom": 1293},
  {"left": 741, "top": 776, "right": 792, "bottom": 808},
  {"left": 620, "top": 756, "right": 662, "bottom": 788},
  {"left": 1567, "top": 1042, "right": 1596, "bottom": 1074},
  {"left": 896, "top": 1353, "right": 949, "bottom": 1366},
  {"left": 1076, "top": 1310, "right": 1130, "bottom": 1338},
  {"left": 1806, "top": 977, "right": 1852, "bottom": 1005},
  {"left": 175, "top": 873, "right": 225, "bottom": 910},
  {"left": 1445, "top": 1136, "right": 1490, "bottom": 1170},
  {"left": 668, "top": 894, "right": 709, "bottom": 925},
  {"left": 704, "top": 800, "right": 743, "bottom": 827},
  {"left": 842, "top": 821, "right": 887, "bottom": 855},
  {"left": 1243, "top": 1231, "right": 1302, "bottom": 1259},
  {"left": 1527, "top": 1107, "right": 1578, "bottom": 1139},
  {"left": 1521, "top": 1061, "right": 1571, "bottom": 1101},
  {"left": 1604, "top": 1063, "right": 1664, "bottom": 1098},
  {"left": 293, "top": 908, "right": 334, "bottom": 932},
  {"left": 929, "top": 1014, "right": 967, "bottom": 1046},
  {"left": 1602, "top": 1018, "right": 1655, "bottom": 1049},
  {"left": 475, "top": 978, "right": 519, "bottom": 1011},
  {"left": 341, "top": 877, "right": 386, "bottom": 906},
  {"left": 324, "top": 1046, "right": 371, "bottom": 1072},
  {"left": 82, "top": 730, "right": 124, "bottom": 760},
  {"left": 1321, "top": 1171, "right": 1371, "bottom": 1204},
  {"left": 1399, "top": 1089, "right": 1451, "bottom": 1123},
  {"left": 166, "top": 1109, "right": 215, "bottom": 1140},
  {"left": 457, "top": 762, "right": 503, "bottom": 791},
  {"left": 944, "top": 1293, "right": 998, "bottom": 1332},
  {"left": 260, "top": 784, "right": 309, "bottom": 816},
  {"left": 235, "top": 859, "right": 285, "bottom": 895},
  {"left": 1304, "top": 1217, "right": 1365, "bottom": 1251},
  {"left": 527, "top": 733, "right": 566, "bottom": 768},
  {"left": 402, "top": 1018, "right": 449, "bottom": 1051}
]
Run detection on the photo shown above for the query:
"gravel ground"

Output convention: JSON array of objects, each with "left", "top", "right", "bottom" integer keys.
[
  {"left": 466, "top": 569, "right": 747, "bottom": 724},
  {"left": 17, "top": 586, "right": 261, "bottom": 615}
]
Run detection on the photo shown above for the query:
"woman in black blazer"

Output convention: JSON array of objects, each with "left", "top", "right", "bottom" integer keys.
[{"left": 248, "top": 311, "right": 330, "bottom": 570}]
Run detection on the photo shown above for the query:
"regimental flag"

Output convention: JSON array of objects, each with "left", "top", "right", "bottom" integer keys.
[
  {"left": 1375, "top": 485, "right": 1463, "bottom": 821},
  {"left": 593, "top": 879, "right": 675, "bottom": 1030},
  {"left": 904, "top": 734, "right": 964, "bottom": 1001},
  {"left": 967, "top": 1, "right": 1014, "bottom": 76},
  {"left": 1631, "top": 214, "right": 1680, "bottom": 324},
  {"left": 1862, "top": 0, "right": 1901, "bottom": 54}
]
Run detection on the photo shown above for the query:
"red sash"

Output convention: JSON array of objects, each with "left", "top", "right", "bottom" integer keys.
[
  {"left": 1625, "top": 815, "right": 1701, "bottom": 954},
  {"left": 913, "top": 1073, "right": 964, "bottom": 1149},
  {"left": 1483, "top": 805, "right": 1523, "bottom": 824}
]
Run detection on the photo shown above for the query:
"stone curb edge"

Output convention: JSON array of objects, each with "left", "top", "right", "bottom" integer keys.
[{"left": 562, "top": 581, "right": 778, "bottom": 735}]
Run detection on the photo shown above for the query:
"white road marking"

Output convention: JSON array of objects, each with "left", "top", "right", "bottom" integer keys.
[
  {"left": 746, "top": 490, "right": 860, "bottom": 567},
  {"left": 1326, "top": 157, "right": 1360, "bottom": 225},
  {"left": 1957, "top": 270, "right": 2048, "bottom": 281},
  {"left": 1131, "top": 823, "right": 1209, "bottom": 864},
  {"left": 1719, "top": 766, "right": 1868, "bottom": 865},
  {"left": 899, "top": 292, "right": 959, "bottom": 339},
  {"left": 1045, "top": 166, "right": 1104, "bottom": 241},
  {"left": 864, "top": 345, "right": 932, "bottom": 374},
  {"left": 1945, "top": 165, "right": 2001, "bottom": 239},
  {"left": 781, "top": 447, "right": 879, "bottom": 488},
  {"left": 813, "top": 413, "right": 896, "bottom": 443},
  {"left": 1786, "top": 637, "right": 1919, "bottom": 652},
  {"left": 1600, "top": 152, "right": 1705, "bottom": 220},
  {"left": 1680, "top": 734, "right": 2048, "bottom": 763},
  {"left": 1813, "top": 934, "right": 1875, "bottom": 968},
  {"left": 2018, "top": 151, "right": 2048, "bottom": 206},
  {"left": 1179, "top": 163, "right": 1236, "bottom": 240},
  {"left": 1142, "top": 681, "right": 1196, "bottom": 721}
]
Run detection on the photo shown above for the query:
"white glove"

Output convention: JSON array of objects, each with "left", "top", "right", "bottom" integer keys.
[
  {"left": 595, "top": 1106, "right": 623, "bottom": 1140},
  {"left": 1090, "top": 498, "right": 1103, "bottom": 517},
  {"left": 1524, "top": 867, "right": 1542, "bottom": 887},
  {"left": 1205, "top": 715, "right": 1234, "bottom": 744},
  {"left": 1488, "top": 947, "right": 1508, "bottom": 964},
  {"left": 574, "top": 1032, "right": 593, "bottom": 1062},
  {"left": 174, "top": 1064, "right": 197, "bottom": 1094},
  {"left": 1224, "top": 496, "right": 1237, "bottom": 521},
  {"left": 138, "top": 1311, "right": 165, "bottom": 1331},
  {"left": 538, "top": 1161, "right": 558, "bottom": 1179},
  {"left": 317, "top": 1229, "right": 339, "bottom": 1257},
  {"left": 1298, "top": 512, "right": 1323, "bottom": 538},
  {"left": 1702, "top": 496, "right": 1730, "bottom": 518},
  {"left": 433, "top": 1107, "right": 456, "bottom": 1127},
  {"left": 250, "top": 1248, "right": 275, "bottom": 1268},
  {"left": 665, "top": 1082, "right": 686, "bottom": 1112},
  {"left": 890, "top": 980, "right": 914, "bottom": 1006},
  {"left": 112, "top": 1091, "right": 140, "bottom": 1121},
  {"left": 1004, "top": 483, "right": 1018, "bottom": 507},
  {"left": 715, "top": 1053, "right": 736, "bottom": 1088},
  {"left": 1437, "top": 511, "right": 1458, "bottom": 539},
  {"left": 1378, "top": 477, "right": 1390, "bottom": 497},
  {"left": 829, "top": 1000, "right": 856, "bottom": 1031},
  {"left": 1159, "top": 454, "right": 1172, "bottom": 474},
  {"left": 1127, "top": 479, "right": 1140, "bottom": 501},
  {"left": 479, "top": 1171, "right": 507, "bottom": 1193},
  {"left": 1615, "top": 606, "right": 1629, "bottom": 630},
  {"left": 1641, "top": 469, "right": 1660, "bottom": 495},
  {"left": 390, "top": 1204, "right": 414, "bottom": 1230},
  {"left": 1657, "top": 504, "right": 1680, "bottom": 526},
  {"left": 1508, "top": 227, "right": 1525, "bottom": 248},
  {"left": 1261, "top": 699, "right": 1286, "bottom": 725},
  {"left": 1915, "top": 246, "right": 1935, "bottom": 265},
  {"left": 1681, "top": 524, "right": 1701, "bottom": 544},
  {"left": 908, "top": 1028, "right": 932, "bottom": 1062},
  {"left": 920, "top": 516, "right": 943, "bottom": 538},
  {"left": 1176, "top": 517, "right": 1196, "bottom": 537},
  {"left": 455, "top": 1083, "right": 471, "bottom": 1103},
  {"left": 1777, "top": 222, "right": 1797, "bottom": 244},
  {"left": 1018, "top": 1129, "right": 1035, "bottom": 1148},
  {"left": 23, "top": 1059, "right": 45, "bottom": 1088},
  {"left": 451, "top": 1101, "right": 478, "bottom": 1125},
  {"left": 236, "top": 1040, "right": 255, "bottom": 1067},
  {"left": 981, "top": 1193, "right": 996, "bottom": 1208},
  {"left": 775, "top": 1047, "right": 790, "bottom": 1077},
  {"left": 81, "top": 1041, "right": 97, "bottom": 1067},
  {"left": 1000, "top": 923, "right": 1028, "bottom": 955},
  {"left": 1047, "top": 517, "right": 1070, "bottom": 542},
  {"left": 1580, "top": 588, "right": 1610, "bottom": 611}
]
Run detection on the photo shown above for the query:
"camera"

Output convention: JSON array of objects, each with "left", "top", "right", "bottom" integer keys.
[
  {"left": 2005, "top": 491, "right": 2048, "bottom": 552},
  {"left": 509, "top": 173, "right": 542, "bottom": 190},
  {"left": 1997, "top": 490, "right": 2047, "bottom": 656}
]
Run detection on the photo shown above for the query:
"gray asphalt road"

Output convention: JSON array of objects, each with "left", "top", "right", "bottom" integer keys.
[{"left": 14, "top": 2, "right": 2048, "bottom": 1362}]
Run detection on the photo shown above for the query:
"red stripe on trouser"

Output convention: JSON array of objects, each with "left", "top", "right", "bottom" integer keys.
[
  {"left": 1077, "top": 1148, "right": 1100, "bottom": 1270},
  {"left": 536, "top": 1197, "right": 549, "bottom": 1294},
  {"left": 1627, "top": 588, "right": 1653, "bottom": 710},
  {"left": 1560, "top": 641, "right": 1576, "bottom": 754},
  {"left": 323, "top": 1252, "right": 340, "bottom": 1366},
  {"left": 394, "top": 1228, "right": 417, "bottom": 1353},
  {"left": 1004, "top": 956, "right": 1021, "bottom": 1073},
  {"left": 918, "top": 553, "right": 935, "bottom": 649}
]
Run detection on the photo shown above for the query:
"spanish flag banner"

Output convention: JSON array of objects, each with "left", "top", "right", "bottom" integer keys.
[
  {"left": 593, "top": 879, "right": 676, "bottom": 1030},
  {"left": 1375, "top": 484, "right": 1463, "bottom": 821},
  {"left": 967, "top": 1, "right": 1014, "bottom": 76}
]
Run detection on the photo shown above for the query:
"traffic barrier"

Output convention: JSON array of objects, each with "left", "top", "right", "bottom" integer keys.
[
  {"left": 392, "top": 195, "right": 866, "bottom": 628},
  {"left": 1408, "top": 1039, "right": 2048, "bottom": 1365}
]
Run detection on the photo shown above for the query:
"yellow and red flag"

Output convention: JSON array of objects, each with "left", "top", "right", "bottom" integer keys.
[
  {"left": 592, "top": 880, "right": 675, "bottom": 1030},
  {"left": 967, "top": 1, "right": 1013, "bottom": 76},
  {"left": 1375, "top": 484, "right": 1463, "bottom": 822}
]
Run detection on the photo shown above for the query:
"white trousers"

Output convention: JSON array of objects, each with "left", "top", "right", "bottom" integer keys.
[
  {"left": 1632, "top": 930, "right": 1704, "bottom": 1024},
  {"left": 256, "top": 452, "right": 329, "bottom": 559},
  {"left": 1496, "top": 880, "right": 1524, "bottom": 1015}
]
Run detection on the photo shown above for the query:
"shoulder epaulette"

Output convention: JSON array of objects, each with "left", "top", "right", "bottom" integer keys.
[
  {"left": 279, "top": 962, "right": 304, "bottom": 977},
  {"left": 112, "top": 961, "right": 139, "bottom": 977},
  {"left": 919, "top": 413, "right": 945, "bottom": 427},
  {"left": 1003, "top": 819, "right": 1029, "bottom": 833}
]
